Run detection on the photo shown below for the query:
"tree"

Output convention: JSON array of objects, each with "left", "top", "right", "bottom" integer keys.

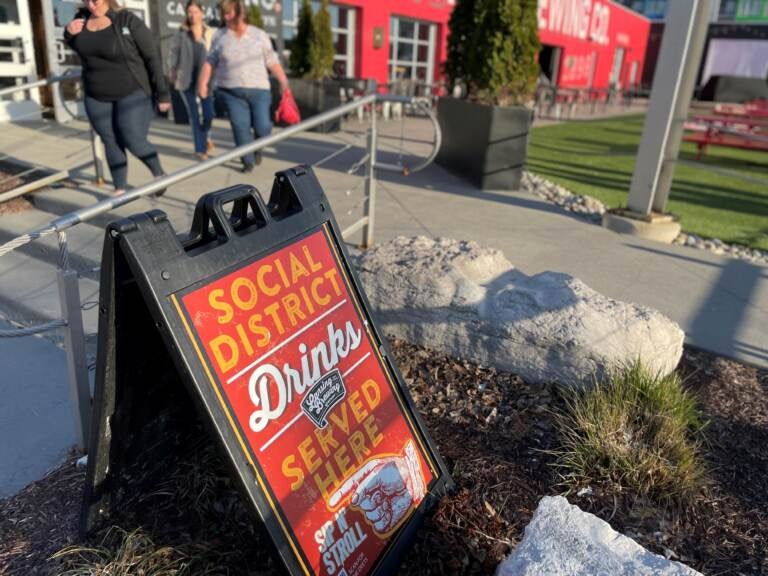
[
  {"left": 308, "top": 0, "right": 335, "bottom": 80},
  {"left": 289, "top": 0, "right": 313, "bottom": 77},
  {"left": 248, "top": 2, "right": 264, "bottom": 28},
  {"left": 446, "top": 0, "right": 540, "bottom": 106},
  {"left": 445, "top": 0, "right": 475, "bottom": 88}
]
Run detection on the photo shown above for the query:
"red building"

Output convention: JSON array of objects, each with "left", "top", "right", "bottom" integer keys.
[
  {"left": 281, "top": 0, "right": 650, "bottom": 91},
  {"left": 280, "top": 0, "right": 454, "bottom": 84},
  {"left": 537, "top": 0, "right": 651, "bottom": 90}
]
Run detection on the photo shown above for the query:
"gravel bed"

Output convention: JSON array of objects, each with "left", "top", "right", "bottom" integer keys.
[{"left": 521, "top": 171, "right": 768, "bottom": 266}]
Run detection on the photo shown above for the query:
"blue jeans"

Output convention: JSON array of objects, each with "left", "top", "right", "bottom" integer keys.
[
  {"left": 216, "top": 87, "right": 272, "bottom": 167},
  {"left": 182, "top": 88, "right": 214, "bottom": 154},
  {"left": 84, "top": 90, "right": 163, "bottom": 190}
]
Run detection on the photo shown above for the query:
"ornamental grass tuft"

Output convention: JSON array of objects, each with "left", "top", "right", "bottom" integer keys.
[
  {"left": 552, "top": 361, "right": 706, "bottom": 505},
  {"left": 51, "top": 527, "right": 190, "bottom": 576}
]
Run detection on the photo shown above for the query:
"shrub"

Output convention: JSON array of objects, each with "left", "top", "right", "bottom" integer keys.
[
  {"left": 446, "top": 0, "right": 540, "bottom": 106},
  {"left": 289, "top": 0, "right": 313, "bottom": 77},
  {"left": 445, "top": 0, "right": 475, "bottom": 87},
  {"left": 52, "top": 527, "right": 187, "bottom": 575},
  {"left": 308, "top": 0, "right": 335, "bottom": 79},
  {"left": 247, "top": 2, "right": 263, "bottom": 28},
  {"left": 551, "top": 361, "right": 706, "bottom": 504}
]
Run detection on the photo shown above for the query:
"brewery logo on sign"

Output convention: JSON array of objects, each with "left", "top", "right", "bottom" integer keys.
[{"left": 302, "top": 369, "right": 347, "bottom": 429}]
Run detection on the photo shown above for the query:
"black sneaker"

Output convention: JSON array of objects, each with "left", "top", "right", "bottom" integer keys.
[{"left": 241, "top": 163, "right": 255, "bottom": 173}]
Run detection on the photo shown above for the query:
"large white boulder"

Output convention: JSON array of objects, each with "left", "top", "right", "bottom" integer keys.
[
  {"left": 497, "top": 496, "right": 701, "bottom": 575},
  {"left": 355, "top": 237, "right": 683, "bottom": 386}
]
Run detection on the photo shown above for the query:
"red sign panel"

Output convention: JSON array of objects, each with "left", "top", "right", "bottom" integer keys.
[{"left": 175, "top": 225, "right": 438, "bottom": 576}]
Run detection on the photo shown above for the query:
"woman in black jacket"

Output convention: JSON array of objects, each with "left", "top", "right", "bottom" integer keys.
[{"left": 65, "top": 0, "right": 170, "bottom": 196}]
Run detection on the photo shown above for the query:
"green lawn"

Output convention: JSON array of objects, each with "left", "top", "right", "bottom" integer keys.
[{"left": 527, "top": 115, "right": 768, "bottom": 250}]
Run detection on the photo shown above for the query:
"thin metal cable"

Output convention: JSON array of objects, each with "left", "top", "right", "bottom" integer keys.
[
  {"left": 347, "top": 154, "right": 369, "bottom": 175},
  {"left": 0, "top": 225, "right": 57, "bottom": 258},
  {"left": 0, "top": 319, "right": 66, "bottom": 337},
  {"left": 398, "top": 107, "right": 406, "bottom": 165},
  {"left": 0, "top": 122, "right": 92, "bottom": 164},
  {"left": 311, "top": 144, "right": 354, "bottom": 168},
  {"left": 344, "top": 178, "right": 367, "bottom": 216},
  {"left": 78, "top": 265, "right": 101, "bottom": 279},
  {"left": 377, "top": 179, "right": 434, "bottom": 235},
  {"left": 57, "top": 231, "right": 70, "bottom": 271}
]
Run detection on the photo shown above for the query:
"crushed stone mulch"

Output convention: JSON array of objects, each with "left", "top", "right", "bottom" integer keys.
[
  {"left": 0, "top": 168, "right": 33, "bottom": 215},
  {"left": 0, "top": 343, "right": 765, "bottom": 575},
  {"left": 0, "top": 161, "right": 79, "bottom": 215}
]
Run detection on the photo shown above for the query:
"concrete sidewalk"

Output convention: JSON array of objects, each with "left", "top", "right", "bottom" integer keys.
[{"left": 0, "top": 113, "right": 765, "bottom": 497}]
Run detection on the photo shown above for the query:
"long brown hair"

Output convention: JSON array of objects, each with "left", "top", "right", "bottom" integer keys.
[
  {"left": 218, "top": 0, "right": 246, "bottom": 24},
  {"left": 184, "top": 0, "right": 206, "bottom": 27},
  {"left": 88, "top": 0, "right": 122, "bottom": 11}
]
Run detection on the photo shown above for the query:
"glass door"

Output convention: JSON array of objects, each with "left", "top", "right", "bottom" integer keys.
[
  {"left": 388, "top": 17, "right": 436, "bottom": 85},
  {"left": 609, "top": 47, "right": 625, "bottom": 88}
]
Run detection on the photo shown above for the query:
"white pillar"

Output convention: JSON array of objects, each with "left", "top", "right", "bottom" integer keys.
[{"left": 626, "top": 0, "right": 711, "bottom": 216}]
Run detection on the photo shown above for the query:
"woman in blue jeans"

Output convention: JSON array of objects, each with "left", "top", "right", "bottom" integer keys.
[
  {"left": 197, "top": 0, "right": 289, "bottom": 173},
  {"left": 169, "top": 0, "right": 215, "bottom": 160},
  {"left": 65, "top": 0, "right": 169, "bottom": 196}
]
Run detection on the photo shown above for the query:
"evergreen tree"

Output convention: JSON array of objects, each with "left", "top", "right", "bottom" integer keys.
[
  {"left": 289, "top": 0, "right": 313, "bottom": 77},
  {"left": 308, "top": 0, "right": 335, "bottom": 79},
  {"left": 446, "top": 0, "right": 540, "bottom": 106},
  {"left": 445, "top": 0, "right": 475, "bottom": 87},
  {"left": 248, "top": 2, "right": 264, "bottom": 28}
]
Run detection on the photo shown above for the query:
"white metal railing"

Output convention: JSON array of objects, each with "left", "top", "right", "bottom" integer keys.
[{"left": 0, "top": 74, "right": 442, "bottom": 450}]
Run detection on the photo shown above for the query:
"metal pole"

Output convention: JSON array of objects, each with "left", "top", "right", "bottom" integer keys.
[
  {"left": 57, "top": 269, "right": 91, "bottom": 450},
  {"left": 626, "top": 0, "right": 710, "bottom": 215},
  {"left": 90, "top": 129, "right": 106, "bottom": 186},
  {"left": 361, "top": 111, "right": 377, "bottom": 249},
  {"left": 652, "top": 0, "right": 710, "bottom": 213}
]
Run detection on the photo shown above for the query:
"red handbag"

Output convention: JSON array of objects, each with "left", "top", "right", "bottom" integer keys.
[{"left": 275, "top": 89, "right": 301, "bottom": 125}]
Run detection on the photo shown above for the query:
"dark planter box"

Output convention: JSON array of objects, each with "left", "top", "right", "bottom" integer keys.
[
  {"left": 435, "top": 97, "right": 533, "bottom": 191},
  {"left": 289, "top": 77, "right": 344, "bottom": 133}
]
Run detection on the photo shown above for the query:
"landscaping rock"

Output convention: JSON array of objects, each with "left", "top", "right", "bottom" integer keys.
[
  {"left": 497, "top": 496, "right": 702, "bottom": 576},
  {"left": 356, "top": 236, "right": 684, "bottom": 386}
]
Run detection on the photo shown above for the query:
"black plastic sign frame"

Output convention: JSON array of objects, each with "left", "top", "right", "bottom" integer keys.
[{"left": 82, "top": 166, "right": 451, "bottom": 576}]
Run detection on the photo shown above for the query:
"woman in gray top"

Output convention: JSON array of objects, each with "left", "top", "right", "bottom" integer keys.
[
  {"left": 169, "top": 0, "right": 215, "bottom": 160},
  {"left": 198, "top": 0, "right": 289, "bottom": 172}
]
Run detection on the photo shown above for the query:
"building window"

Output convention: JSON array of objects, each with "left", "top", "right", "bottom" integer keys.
[
  {"left": 720, "top": 0, "right": 738, "bottom": 20},
  {"left": 736, "top": 0, "right": 768, "bottom": 19},
  {"left": 388, "top": 16, "right": 436, "bottom": 83},
  {"left": 609, "top": 47, "right": 625, "bottom": 88},
  {"left": 282, "top": 1, "right": 356, "bottom": 78},
  {"left": 0, "top": 0, "right": 20, "bottom": 25},
  {"left": 0, "top": 38, "right": 24, "bottom": 64}
]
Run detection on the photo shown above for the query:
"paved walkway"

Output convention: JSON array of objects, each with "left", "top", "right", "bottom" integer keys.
[{"left": 0, "top": 112, "right": 765, "bottom": 497}]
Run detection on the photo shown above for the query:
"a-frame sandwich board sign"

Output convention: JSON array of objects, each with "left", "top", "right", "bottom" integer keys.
[{"left": 81, "top": 166, "right": 452, "bottom": 576}]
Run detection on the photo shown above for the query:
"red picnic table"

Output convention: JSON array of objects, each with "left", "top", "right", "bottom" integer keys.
[
  {"left": 683, "top": 113, "right": 768, "bottom": 159},
  {"left": 712, "top": 101, "right": 768, "bottom": 119}
]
